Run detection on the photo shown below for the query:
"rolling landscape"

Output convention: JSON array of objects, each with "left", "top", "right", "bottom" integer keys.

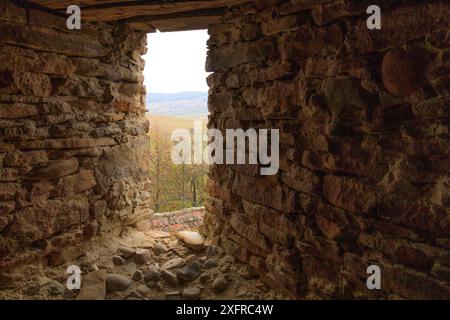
[
  {"left": 146, "top": 114, "right": 204, "bottom": 135},
  {"left": 146, "top": 91, "right": 208, "bottom": 134},
  {"left": 146, "top": 91, "right": 208, "bottom": 118}
]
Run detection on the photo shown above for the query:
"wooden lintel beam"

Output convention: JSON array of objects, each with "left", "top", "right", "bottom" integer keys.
[
  {"left": 78, "top": 0, "right": 248, "bottom": 22},
  {"left": 16, "top": 0, "right": 249, "bottom": 31},
  {"left": 122, "top": 6, "right": 225, "bottom": 24},
  {"left": 21, "top": 1, "right": 249, "bottom": 21},
  {"left": 122, "top": 6, "right": 226, "bottom": 32}
]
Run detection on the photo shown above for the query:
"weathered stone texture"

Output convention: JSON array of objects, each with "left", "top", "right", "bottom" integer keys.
[
  {"left": 0, "top": 1, "right": 150, "bottom": 269},
  {"left": 204, "top": 1, "right": 450, "bottom": 299}
]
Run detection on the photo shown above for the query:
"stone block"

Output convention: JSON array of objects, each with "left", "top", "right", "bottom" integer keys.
[
  {"left": 0, "top": 23, "right": 106, "bottom": 58},
  {"left": 353, "top": 3, "right": 450, "bottom": 54},
  {"left": 50, "top": 170, "right": 96, "bottom": 198},
  {"left": 323, "top": 175, "right": 377, "bottom": 214},
  {"left": 25, "top": 158, "right": 79, "bottom": 181},
  {"left": 382, "top": 47, "right": 429, "bottom": 98},
  {"left": 0, "top": 1, "right": 26, "bottom": 24},
  {"left": 0, "top": 70, "right": 52, "bottom": 97},
  {"left": 9, "top": 197, "right": 89, "bottom": 245}
]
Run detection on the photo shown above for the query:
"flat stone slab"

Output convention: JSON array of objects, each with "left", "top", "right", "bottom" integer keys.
[
  {"left": 161, "top": 257, "right": 185, "bottom": 270},
  {"left": 77, "top": 270, "right": 106, "bottom": 300},
  {"left": 145, "top": 230, "right": 171, "bottom": 238}
]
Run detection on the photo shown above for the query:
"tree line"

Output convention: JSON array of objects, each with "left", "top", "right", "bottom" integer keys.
[{"left": 148, "top": 122, "right": 209, "bottom": 212}]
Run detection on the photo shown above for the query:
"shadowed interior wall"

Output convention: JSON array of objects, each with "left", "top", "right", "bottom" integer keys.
[
  {"left": 0, "top": 1, "right": 151, "bottom": 269},
  {"left": 203, "top": 0, "right": 450, "bottom": 299}
]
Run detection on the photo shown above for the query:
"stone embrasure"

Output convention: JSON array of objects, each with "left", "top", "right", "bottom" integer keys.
[
  {"left": 203, "top": 0, "right": 450, "bottom": 299},
  {"left": 0, "top": 0, "right": 449, "bottom": 301},
  {"left": 0, "top": 1, "right": 151, "bottom": 269}
]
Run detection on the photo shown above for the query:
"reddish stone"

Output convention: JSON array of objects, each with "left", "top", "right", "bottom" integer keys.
[
  {"left": 382, "top": 47, "right": 429, "bottom": 97},
  {"left": 316, "top": 215, "right": 342, "bottom": 240},
  {"left": 323, "top": 175, "right": 377, "bottom": 215}
]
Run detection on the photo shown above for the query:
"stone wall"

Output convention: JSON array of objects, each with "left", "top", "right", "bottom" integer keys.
[
  {"left": 203, "top": 0, "right": 450, "bottom": 299},
  {"left": 146, "top": 207, "right": 205, "bottom": 232},
  {"left": 0, "top": 1, "right": 150, "bottom": 269}
]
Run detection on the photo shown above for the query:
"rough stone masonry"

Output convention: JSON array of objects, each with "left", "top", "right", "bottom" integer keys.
[
  {"left": 0, "top": 0, "right": 449, "bottom": 300},
  {"left": 0, "top": 0, "right": 151, "bottom": 269},
  {"left": 202, "top": 0, "right": 450, "bottom": 299}
]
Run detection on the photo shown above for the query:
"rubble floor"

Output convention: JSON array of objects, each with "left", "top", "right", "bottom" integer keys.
[{"left": 0, "top": 227, "right": 287, "bottom": 300}]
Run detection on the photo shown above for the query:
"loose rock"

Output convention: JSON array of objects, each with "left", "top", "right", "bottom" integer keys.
[
  {"left": 117, "top": 246, "right": 135, "bottom": 258},
  {"left": 176, "top": 231, "right": 205, "bottom": 251},
  {"left": 162, "top": 270, "right": 178, "bottom": 287},
  {"left": 156, "top": 281, "right": 164, "bottom": 291},
  {"left": 77, "top": 270, "right": 106, "bottom": 300},
  {"left": 38, "top": 277, "right": 65, "bottom": 296},
  {"left": 161, "top": 257, "right": 185, "bottom": 270},
  {"left": 132, "top": 270, "right": 144, "bottom": 281},
  {"left": 45, "top": 279, "right": 65, "bottom": 296},
  {"left": 203, "top": 259, "right": 218, "bottom": 269},
  {"left": 126, "top": 290, "right": 146, "bottom": 300},
  {"left": 153, "top": 243, "right": 168, "bottom": 255},
  {"left": 112, "top": 255, "right": 125, "bottom": 266},
  {"left": 166, "top": 291, "right": 181, "bottom": 300},
  {"left": 177, "top": 261, "right": 202, "bottom": 282},
  {"left": 199, "top": 273, "right": 211, "bottom": 285},
  {"left": 182, "top": 286, "right": 202, "bottom": 300},
  {"left": 134, "top": 249, "right": 152, "bottom": 265},
  {"left": 206, "top": 246, "right": 217, "bottom": 256},
  {"left": 239, "top": 266, "right": 258, "bottom": 280},
  {"left": 105, "top": 274, "right": 130, "bottom": 293},
  {"left": 212, "top": 276, "right": 227, "bottom": 293},
  {"left": 136, "top": 285, "right": 152, "bottom": 297},
  {"left": 185, "top": 254, "right": 197, "bottom": 264},
  {"left": 144, "top": 265, "right": 161, "bottom": 283}
]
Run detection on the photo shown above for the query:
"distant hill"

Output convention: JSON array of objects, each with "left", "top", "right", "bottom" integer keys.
[
  {"left": 146, "top": 92, "right": 208, "bottom": 118},
  {"left": 146, "top": 114, "right": 207, "bottom": 136}
]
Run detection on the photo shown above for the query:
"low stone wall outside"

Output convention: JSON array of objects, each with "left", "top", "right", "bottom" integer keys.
[{"left": 151, "top": 207, "right": 205, "bottom": 232}]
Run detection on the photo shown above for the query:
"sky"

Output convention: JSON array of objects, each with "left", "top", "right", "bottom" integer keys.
[{"left": 143, "top": 30, "right": 210, "bottom": 93}]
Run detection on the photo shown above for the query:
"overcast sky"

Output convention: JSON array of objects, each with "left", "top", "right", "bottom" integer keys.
[{"left": 143, "top": 30, "right": 210, "bottom": 93}]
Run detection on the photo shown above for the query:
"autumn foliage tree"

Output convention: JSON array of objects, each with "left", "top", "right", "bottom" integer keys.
[{"left": 148, "top": 121, "right": 208, "bottom": 212}]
